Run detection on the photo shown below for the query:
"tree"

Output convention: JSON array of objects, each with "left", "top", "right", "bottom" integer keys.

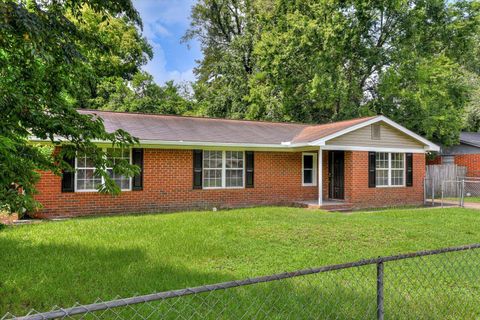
[
  {"left": 185, "top": 0, "right": 480, "bottom": 145},
  {"left": 0, "top": 1, "right": 142, "bottom": 213},
  {"left": 71, "top": 7, "right": 192, "bottom": 116},
  {"left": 183, "top": 0, "right": 257, "bottom": 118},
  {"left": 461, "top": 30, "right": 480, "bottom": 132},
  {"left": 375, "top": 55, "right": 469, "bottom": 146},
  {"left": 91, "top": 72, "right": 192, "bottom": 115},
  {"left": 68, "top": 5, "right": 154, "bottom": 108},
  {"left": 463, "top": 72, "right": 480, "bottom": 131}
]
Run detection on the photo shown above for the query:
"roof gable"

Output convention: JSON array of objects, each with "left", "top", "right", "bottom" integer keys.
[
  {"left": 326, "top": 122, "right": 424, "bottom": 149},
  {"left": 290, "top": 116, "right": 376, "bottom": 143},
  {"left": 307, "top": 116, "right": 439, "bottom": 151}
]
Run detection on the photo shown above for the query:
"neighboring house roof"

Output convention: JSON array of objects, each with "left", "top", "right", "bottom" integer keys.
[
  {"left": 30, "top": 109, "right": 439, "bottom": 151},
  {"left": 460, "top": 132, "right": 480, "bottom": 148},
  {"left": 439, "top": 132, "right": 480, "bottom": 155}
]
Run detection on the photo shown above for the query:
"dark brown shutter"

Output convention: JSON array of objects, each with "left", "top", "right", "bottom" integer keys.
[
  {"left": 368, "top": 152, "right": 376, "bottom": 188},
  {"left": 193, "top": 150, "right": 203, "bottom": 189},
  {"left": 245, "top": 151, "right": 254, "bottom": 188},
  {"left": 132, "top": 148, "right": 144, "bottom": 191},
  {"left": 406, "top": 153, "right": 413, "bottom": 187},
  {"left": 61, "top": 154, "right": 75, "bottom": 192}
]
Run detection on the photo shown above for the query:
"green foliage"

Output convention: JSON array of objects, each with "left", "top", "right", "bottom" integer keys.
[
  {"left": 462, "top": 36, "right": 480, "bottom": 132},
  {"left": 92, "top": 73, "right": 192, "bottom": 115},
  {"left": 463, "top": 72, "right": 480, "bottom": 131},
  {"left": 72, "top": 7, "right": 192, "bottom": 115},
  {"left": 183, "top": 0, "right": 257, "bottom": 118},
  {"left": 0, "top": 1, "right": 141, "bottom": 214},
  {"left": 67, "top": 6, "right": 153, "bottom": 108},
  {"left": 375, "top": 55, "right": 469, "bottom": 146},
  {"left": 185, "top": 0, "right": 480, "bottom": 144}
]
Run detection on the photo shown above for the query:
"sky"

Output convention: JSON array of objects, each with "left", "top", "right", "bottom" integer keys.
[{"left": 133, "top": 0, "right": 202, "bottom": 85}]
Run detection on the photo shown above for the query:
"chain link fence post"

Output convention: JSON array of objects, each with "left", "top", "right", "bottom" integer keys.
[
  {"left": 432, "top": 177, "right": 435, "bottom": 206},
  {"left": 377, "top": 261, "right": 384, "bottom": 320},
  {"left": 441, "top": 180, "right": 444, "bottom": 208},
  {"left": 424, "top": 177, "right": 427, "bottom": 205}
]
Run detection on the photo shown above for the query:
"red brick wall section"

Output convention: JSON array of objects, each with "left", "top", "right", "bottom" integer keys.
[
  {"left": 427, "top": 155, "right": 442, "bottom": 165},
  {"left": 33, "top": 149, "right": 427, "bottom": 217},
  {"left": 345, "top": 151, "right": 425, "bottom": 208},
  {"left": 33, "top": 149, "right": 318, "bottom": 217},
  {"left": 454, "top": 154, "right": 480, "bottom": 177}
]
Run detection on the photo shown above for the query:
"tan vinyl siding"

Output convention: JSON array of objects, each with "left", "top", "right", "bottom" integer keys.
[{"left": 326, "top": 123, "right": 425, "bottom": 149}]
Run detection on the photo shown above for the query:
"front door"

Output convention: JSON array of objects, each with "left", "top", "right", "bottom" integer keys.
[{"left": 328, "top": 151, "right": 345, "bottom": 200}]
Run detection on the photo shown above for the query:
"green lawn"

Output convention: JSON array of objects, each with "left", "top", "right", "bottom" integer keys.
[
  {"left": 463, "top": 196, "right": 480, "bottom": 203},
  {"left": 1, "top": 206, "right": 480, "bottom": 318},
  {"left": 444, "top": 196, "right": 480, "bottom": 203}
]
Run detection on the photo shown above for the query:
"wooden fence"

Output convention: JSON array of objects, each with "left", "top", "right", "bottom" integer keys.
[{"left": 425, "top": 164, "right": 467, "bottom": 198}]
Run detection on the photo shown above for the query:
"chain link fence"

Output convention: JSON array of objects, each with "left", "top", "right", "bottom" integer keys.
[
  {"left": 2, "top": 244, "right": 480, "bottom": 319},
  {"left": 425, "top": 177, "right": 480, "bottom": 207}
]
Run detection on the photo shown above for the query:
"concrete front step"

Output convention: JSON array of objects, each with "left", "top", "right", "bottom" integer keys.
[{"left": 296, "top": 200, "right": 354, "bottom": 212}]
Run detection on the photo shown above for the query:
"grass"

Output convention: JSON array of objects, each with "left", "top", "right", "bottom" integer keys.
[
  {"left": 1, "top": 206, "right": 480, "bottom": 318},
  {"left": 444, "top": 196, "right": 480, "bottom": 203},
  {"left": 462, "top": 196, "right": 480, "bottom": 203}
]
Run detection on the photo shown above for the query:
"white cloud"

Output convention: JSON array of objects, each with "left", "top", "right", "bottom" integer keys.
[
  {"left": 142, "top": 43, "right": 196, "bottom": 84},
  {"left": 133, "top": 0, "right": 199, "bottom": 85},
  {"left": 134, "top": 0, "right": 195, "bottom": 27},
  {"left": 150, "top": 22, "right": 171, "bottom": 38}
]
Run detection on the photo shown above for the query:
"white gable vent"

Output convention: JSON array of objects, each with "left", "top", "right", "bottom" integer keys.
[{"left": 371, "top": 124, "right": 381, "bottom": 140}]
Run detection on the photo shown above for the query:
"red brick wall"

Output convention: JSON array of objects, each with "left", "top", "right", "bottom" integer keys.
[
  {"left": 33, "top": 149, "right": 318, "bottom": 217},
  {"left": 427, "top": 155, "right": 442, "bottom": 165},
  {"left": 345, "top": 151, "right": 425, "bottom": 208},
  {"left": 33, "top": 149, "right": 427, "bottom": 217},
  {"left": 454, "top": 154, "right": 480, "bottom": 177},
  {"left": 427, "top": 154, "right": 480, "bottom": 177}
]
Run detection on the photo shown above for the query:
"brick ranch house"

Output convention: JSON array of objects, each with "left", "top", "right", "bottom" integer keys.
[
  {"left": 428, "top": 132, "right": 480, "bottom": 177},
  {"left": 30, "top": 110, "right": 439, "bottom": 217}
]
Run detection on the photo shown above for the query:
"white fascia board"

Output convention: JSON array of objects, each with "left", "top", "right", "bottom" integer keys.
[
  {"left": 139, "top": 140, "right": 324, "bottom": 151},
  {"left": 137, "top": 139, "right": 300, "bottom": 149},
  {"left": 308, "top": 116, "right": 440, "bottom": 151},
  {"left": 29, "top": 136, "right": 312, "bottom": 150},
  {"left": 319, "top": 145, "right": 427, "bottom": 153}
]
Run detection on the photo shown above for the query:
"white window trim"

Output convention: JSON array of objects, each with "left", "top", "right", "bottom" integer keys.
[
  {"left": 74, "top": 148, "right": 132, "bottom": 192},
  {"left": 302, "top": 152, "right": 318, "bottom": 187},
  {"left": 202, "top": 150, "right": 245, "bottom": 189},
  {"left": 376, "top": 152, "right": 406, "bottom": 188}
]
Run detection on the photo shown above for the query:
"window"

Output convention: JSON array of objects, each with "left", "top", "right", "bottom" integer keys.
[
  {"left": 106, "top": 148, "right": 131, "bottom": 190},
  {"left": 226, "top": 151, "right": 244, "bottom": 187},
  {"left": 75, "top": 148, "right": 132, "bottom": 192},
  {"left": 203, "top": 151, "right": 244, "bottom": 188},
  {"left": 76, "top": 153, "right": 102, "bottom": 191},
  {"left": 302, "top": 153, "right": 317, "bottom": 186},
  {"left": 375, "top": 152, "right": 389, "bottom": 186},
  {"left": 203, "top": 151, "right": 223, "bottom": 188},
  {"left": 375, "top": 152, "right": 405, "bottom": 187}
]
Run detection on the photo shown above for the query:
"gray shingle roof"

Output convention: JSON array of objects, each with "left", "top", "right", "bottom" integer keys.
[
  {"left": 460, "top": 132, "right": 480, "bottom": 148},
  {"left": 78, "top": 109, "right": 377, "bottom": 146}
]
